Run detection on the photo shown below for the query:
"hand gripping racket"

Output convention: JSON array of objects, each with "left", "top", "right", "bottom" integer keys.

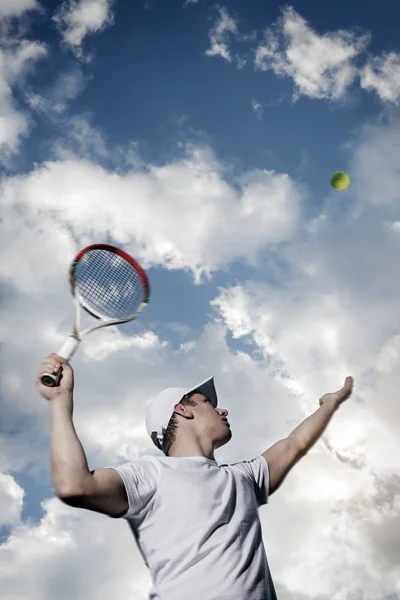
[{"left": 41, "top": 243, "right": 150, "bottom": 387}]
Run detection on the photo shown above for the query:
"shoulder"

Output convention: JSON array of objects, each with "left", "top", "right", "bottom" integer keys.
[
  {"left": 114, "top": 454, "right": 162, "bottom": 480},
  {"left": 220, "top": 455, "right": 268, "bottom": 478}
]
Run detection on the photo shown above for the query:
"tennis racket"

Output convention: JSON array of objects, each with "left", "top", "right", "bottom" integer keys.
[{"left": 41, "top": 243, "right": 150, "bottom": 387}]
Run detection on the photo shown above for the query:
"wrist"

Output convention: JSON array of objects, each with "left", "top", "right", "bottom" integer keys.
[
  {"left": 49, "top": 391, "right": 73, "bottom": 408},
  {"left": 321, "top": 396, "right": 340, "bottom": 412}
]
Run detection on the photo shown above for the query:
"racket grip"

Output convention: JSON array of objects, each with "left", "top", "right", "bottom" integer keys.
[
  {"left": 41, "top": 336, "right": 80, "bottom": 388},
  {"left": 57, "top": 335, "right": 80, "bottom": 361},
  {"left": 41, "top": 370, "right": 62, "bottom": 388}
]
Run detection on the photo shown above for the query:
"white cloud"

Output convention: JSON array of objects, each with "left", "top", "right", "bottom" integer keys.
[
  {"left": 205, "top": 6, "right": 238, "bottom": 62},
  {"left": 183, "top": 0, "right": 200, "bottom": 7},
  {"left": 53, "top": 0, "right": 115, "bottom": 59},
  {"left": 206, "top": 6, "right": 399, "bottom": 108},
  {"left": 254, "top": 6, "right": 369, "bottom": 101},
  {"left": 47, "top": 115, "right": 144, "bottom": 167},
  {"left": 0, "top": 145, "right": 303, "bottom": 284},
  {"left": 26, "top": 67, "right": 87, "bottom": 115},
  {"left": 0, "top": 497, "right": 151, "bottom": 600},
  {"left": 360, "top": 51, "right": 400, "bottom": 103},
  {"left": 2, "top": 40, "right": 46, "bottom": 83},
  {"left": 0, "top": 39, "right": 46, "bottom": 163},
  {"left": 350, "top": 116, "right": 400, "bottom": 208},
  {"left": 0, "top": 0, "right": 38, "bottom": 17},
  {"left": 0, "top": 4, "right": 93, "bottom": 164},
  {"left": 0, "top": 473, "right": 24, "bottom": 526},
  {"left": 83, "top": 329, "right": 168, "bottom": 363},
  {"left": 0, "top": 84, "right": 28, "bottom": 161}
]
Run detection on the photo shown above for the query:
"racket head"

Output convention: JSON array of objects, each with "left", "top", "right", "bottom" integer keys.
[{"left": 69, "top": 244, "right": 150, "bottom": 322}]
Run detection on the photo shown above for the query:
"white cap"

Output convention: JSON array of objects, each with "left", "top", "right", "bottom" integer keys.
[{"left": 145, "top": 376, "right": 218, "bottom": 450}]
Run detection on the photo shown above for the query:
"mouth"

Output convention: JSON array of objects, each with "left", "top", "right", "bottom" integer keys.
[{"left": 222, "top": 419, "right": 230, "bottom": 428}]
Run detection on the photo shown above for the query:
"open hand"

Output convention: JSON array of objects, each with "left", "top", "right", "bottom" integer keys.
[{"left": 319, "top": 376, "right": 354, "bottom": 408}]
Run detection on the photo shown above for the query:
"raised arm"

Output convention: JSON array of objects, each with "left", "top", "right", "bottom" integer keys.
[
  {"left": 37, "top": 354, "right": 128, "bottom": 518},
  {"left": 262, "top": 377, "right": 354, "bottom": 495}
]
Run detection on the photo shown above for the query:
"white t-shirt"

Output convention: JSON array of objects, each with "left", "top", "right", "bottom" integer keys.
[{"left": 110, "top": 455, "right": 277, "bottom": 600}]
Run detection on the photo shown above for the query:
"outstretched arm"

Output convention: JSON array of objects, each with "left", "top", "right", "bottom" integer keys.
[{"left": 262, "top": 377, "right": 354, "bottom": 495}]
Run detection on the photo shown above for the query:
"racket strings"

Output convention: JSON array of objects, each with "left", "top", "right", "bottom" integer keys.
[{"left": 75, "top": 249, "right": 145, "bottom": 319}]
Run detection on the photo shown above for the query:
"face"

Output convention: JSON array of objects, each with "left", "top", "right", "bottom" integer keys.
[{"left": 188, "top": 393, "right": 232, "bottom": 449}]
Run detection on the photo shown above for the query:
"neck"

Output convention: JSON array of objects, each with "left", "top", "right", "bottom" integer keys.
[{"left": 168, "top": 439, "right": 215, "bottom": 461}]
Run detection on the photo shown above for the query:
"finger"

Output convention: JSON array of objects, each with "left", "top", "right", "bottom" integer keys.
[
  {"left": 43, "top": 357, "right": 59, "bottom": 366},
  {"left": 42, "top": 357, "right": 60, "bottom": 368},
  {"left": 52, "top": 354, "right": 68, "bottom": 364},
  {"left": 343, "top": 378, "right": 353, "bottom": 392},
  {"left": 40, "top": 362, "right": 61, "bottom": 375}
]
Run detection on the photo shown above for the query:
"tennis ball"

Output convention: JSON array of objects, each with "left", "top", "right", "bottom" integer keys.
[{"left": 330, "top": 171, "right": 350, "bottom": 190}]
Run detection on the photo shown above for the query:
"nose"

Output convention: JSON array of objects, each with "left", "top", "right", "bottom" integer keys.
[{"left": 218, "top": 408, "right": 228, "bottom": 417}]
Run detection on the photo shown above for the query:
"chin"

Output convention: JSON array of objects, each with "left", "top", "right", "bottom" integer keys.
[{"left": 215, "top": 428, "right": 232, "bottom": 449}]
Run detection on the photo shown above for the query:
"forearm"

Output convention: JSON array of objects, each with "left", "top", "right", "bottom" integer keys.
[
  {"left": 288, "top": 397, "right": 339, "bottom": 452},
  {"left": 49, "top": 392, "right": 91, "bottom": 496}
]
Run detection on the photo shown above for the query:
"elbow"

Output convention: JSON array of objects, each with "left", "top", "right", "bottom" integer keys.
[
  {"left": 56, "top": 488, "right": 86, "bottom": 508},
  {"left": 55, "top": 483, "right": 86, "bottom": 502},
  {"left": 53, "top": 471, "right": 92, "bottom": 501}
]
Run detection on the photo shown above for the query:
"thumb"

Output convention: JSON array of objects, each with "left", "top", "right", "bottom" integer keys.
[
  {"left": 337, "top": 376, "right": 354, "bottom": 400},
  {"left": 343, "top": 376, "right": 354, "bottom": 390}
]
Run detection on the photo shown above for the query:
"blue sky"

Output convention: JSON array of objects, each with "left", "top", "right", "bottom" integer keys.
[{"left": 1, "top": 0, "right": 400, "bottom": 599}]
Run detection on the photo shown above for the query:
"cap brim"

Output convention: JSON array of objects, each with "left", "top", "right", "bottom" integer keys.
[{"left": 187, "top": 377, "right": 218, "bottom": 408}]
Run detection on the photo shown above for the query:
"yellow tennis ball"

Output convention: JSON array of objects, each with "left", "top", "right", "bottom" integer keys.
[{"left": 330, "top": 171, "right": 350, "bottom": 190}]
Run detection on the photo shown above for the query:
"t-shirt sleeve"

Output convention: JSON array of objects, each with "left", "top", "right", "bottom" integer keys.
[
  {"left": 109, "top": 457, "right": 159, "bottom": 521},
  {"left": 229, "top": 455, "right": 270, "bottom": 506}
]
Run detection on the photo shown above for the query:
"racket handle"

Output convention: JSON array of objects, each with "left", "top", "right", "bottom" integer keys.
[
  {"left": 41, "top": 336, "right": 80, "bottom": 388},
  {"left": 41, "top": 370, "right": 62, "bottom": 388}
]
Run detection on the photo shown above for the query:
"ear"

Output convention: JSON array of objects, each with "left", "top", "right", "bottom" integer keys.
[{"left": 174, "top": 403, "right": 194, "bottom": 419}]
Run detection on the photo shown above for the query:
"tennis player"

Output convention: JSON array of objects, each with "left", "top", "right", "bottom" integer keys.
[{"left": 37, "top": 354, "right": 353, "bottom": 600}]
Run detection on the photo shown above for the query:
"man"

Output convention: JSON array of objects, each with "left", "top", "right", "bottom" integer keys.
[{"left": 37, "top": 353, "right": 353, "bottom": 600}]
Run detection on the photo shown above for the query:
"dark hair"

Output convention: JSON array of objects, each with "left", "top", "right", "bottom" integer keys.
[{"left": 161, "top": 392, "right": 198, "bottom": 456}]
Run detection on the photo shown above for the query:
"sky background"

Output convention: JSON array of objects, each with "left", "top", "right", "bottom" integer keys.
[{"left": 1, "top": 0, "right": 400, "bottom": 598}]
